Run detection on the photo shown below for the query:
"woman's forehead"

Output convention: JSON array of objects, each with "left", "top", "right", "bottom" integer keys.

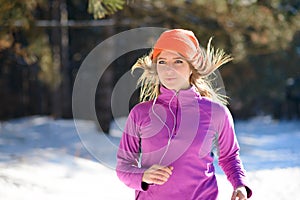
[{"left": 157, "top": 50, "right": 184, "bottom": 59}]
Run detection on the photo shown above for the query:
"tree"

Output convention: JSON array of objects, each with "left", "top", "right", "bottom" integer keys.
[
  {"left": 1, "top": 0, "right": 299, "bottom": 120},
  {"left": 0, "top": 0, "right": 59, "bottom": 119},
  {"left": 0, "top": 0, "right": 128, "bottom": 120}
]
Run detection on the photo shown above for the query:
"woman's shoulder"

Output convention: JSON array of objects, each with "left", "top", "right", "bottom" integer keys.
[
  {"left": 129, "top": 100, "right": 154, "bottom": 115},
  {"left": 199, "top": 97, "right": 234, "bottom": 130},
  {"left": 127, "top": 101, "right": 154, "bottom": 124},
  {"left": 199, "top": 96, "right": 232, "bottom": 117},
  {"left": 199, "top": 96, "right": 227, "bottom": 110}
]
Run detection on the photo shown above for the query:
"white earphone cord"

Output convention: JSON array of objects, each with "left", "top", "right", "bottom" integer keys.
[{"left": 151, "top": 93, "right": 177, "bottom": 165}]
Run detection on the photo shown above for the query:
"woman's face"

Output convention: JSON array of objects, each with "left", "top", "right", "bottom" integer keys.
[{"left": 156, "top": 50, "right": 192, "bottom": 92}]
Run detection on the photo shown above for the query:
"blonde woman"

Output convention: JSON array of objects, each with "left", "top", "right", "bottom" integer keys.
[{"left": 116, "top": 29, "right": 252, "bottom": 200}]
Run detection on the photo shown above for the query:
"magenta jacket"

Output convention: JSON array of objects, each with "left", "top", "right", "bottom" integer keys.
[{"left": 116, "top": 86, "right": 252, "bottom": 199}]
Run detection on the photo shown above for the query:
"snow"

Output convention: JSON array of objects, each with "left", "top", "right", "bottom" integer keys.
[{"left": 0, "top": 115, "right": 299, "bottom": 199}]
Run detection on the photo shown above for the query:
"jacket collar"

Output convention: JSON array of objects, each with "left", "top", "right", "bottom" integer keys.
[{"left": 157, "top": 85, "right": 201, "bottom": 106}]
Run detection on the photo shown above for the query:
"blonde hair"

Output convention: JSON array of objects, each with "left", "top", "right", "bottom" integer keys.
[{"left": 131, "top": 38, "right": 233, "bottom": 105}]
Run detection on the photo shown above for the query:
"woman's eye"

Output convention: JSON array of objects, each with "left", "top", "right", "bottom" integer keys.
[
  {"left": 158, "top": 60, "right": 166, "bottom": 64},
  {"left": 175, "top": 60, "right": 183, "bottom": 64}
]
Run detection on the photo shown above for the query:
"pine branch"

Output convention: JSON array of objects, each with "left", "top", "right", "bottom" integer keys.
[{"left": 88, "top": 0, "right": 125, "bottom": 19}]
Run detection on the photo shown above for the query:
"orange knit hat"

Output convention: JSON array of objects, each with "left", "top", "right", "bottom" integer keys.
[{"left": 151, "top": 29, "right": 201, "bottom": 66}]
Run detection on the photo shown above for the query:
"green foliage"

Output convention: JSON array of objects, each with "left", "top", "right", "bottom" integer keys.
[
  {"left": 27, "top": 31, "right": 61, "bottom": 90},
  {"left": 88, "top": 0, "right": 125, "bottom": 19},
  {"left": 0, "top": 0, "right": 46, "bottom": 29},
  {"left": 0, "top": 0, "right": 59, "bottom": 89}
]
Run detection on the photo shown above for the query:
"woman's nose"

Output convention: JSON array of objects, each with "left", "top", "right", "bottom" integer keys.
[
  {"left": 164, "top": 64, "right": 176, "bottom": 71},
  {"left": 164, "top": 66, "right": 176, "bottom": 74}
]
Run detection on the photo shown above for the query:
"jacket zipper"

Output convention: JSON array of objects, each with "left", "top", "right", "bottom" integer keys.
[{"left": 172, "top": 91, "right": 179, "bottom": 139}]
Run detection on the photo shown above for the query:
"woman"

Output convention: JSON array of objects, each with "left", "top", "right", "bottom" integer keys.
[{"left": 116, "top": 29, "right": 252, "bottom": 200}]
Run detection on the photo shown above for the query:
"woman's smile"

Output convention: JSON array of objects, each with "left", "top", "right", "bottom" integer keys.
[{"left": 165, "top": 77, "right": 176, "bottom": 81}]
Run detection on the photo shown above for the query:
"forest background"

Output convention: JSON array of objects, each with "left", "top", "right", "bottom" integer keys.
[{"left": 1, "top": 0, "right": 300, "bottom": 133}]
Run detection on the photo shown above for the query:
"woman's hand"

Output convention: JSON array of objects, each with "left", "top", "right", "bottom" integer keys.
[
  {"left": 231, "top": 186, "right": 248, "bottom": 200},
  {"left": 142, "top": 164, "right": 173, "bottom": 185}
]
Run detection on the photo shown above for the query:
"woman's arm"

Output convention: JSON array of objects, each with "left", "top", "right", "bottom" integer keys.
[
  {"left": 116, "top": 109, "right": 147, "bottom": 191},
  {"left": 216, "top": 105, "right": 252, "bottom": 198}
]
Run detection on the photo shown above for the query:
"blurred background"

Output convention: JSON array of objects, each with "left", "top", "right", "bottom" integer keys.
[
  {"left": 0, "top": 0, "right": 300, "bottom": 133},
  {"left": 1, "top": 1, "right": 300, "bottom": 199}
]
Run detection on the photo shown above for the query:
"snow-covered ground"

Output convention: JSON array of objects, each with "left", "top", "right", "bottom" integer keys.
[{"left": 0, "top": 116, "right": 299, "bottom": 200}]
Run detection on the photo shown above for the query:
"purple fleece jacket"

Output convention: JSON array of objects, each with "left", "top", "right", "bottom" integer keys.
[{"left": 116, "top": 86, "right": 252, "bottom": 199}]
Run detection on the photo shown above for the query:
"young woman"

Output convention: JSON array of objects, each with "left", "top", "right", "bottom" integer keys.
[{"left": 116, "top": 29, "right": 252, "bottom": 200}]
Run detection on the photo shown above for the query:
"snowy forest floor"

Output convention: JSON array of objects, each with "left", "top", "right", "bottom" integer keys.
[{"left": 0, "top": 116, "right": 299, "bottom": 200}]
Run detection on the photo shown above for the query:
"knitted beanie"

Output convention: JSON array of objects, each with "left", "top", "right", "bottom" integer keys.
[{"left": 151, "top": 29, "right": 202, "bottom": 67}]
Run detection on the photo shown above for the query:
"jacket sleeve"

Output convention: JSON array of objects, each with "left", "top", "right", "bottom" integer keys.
[
  {"left": 116, "top": 107, "right": 147, "bottom": 191},
  {"left": 217, "top": 105, "right": 252, "bottom": 198}
]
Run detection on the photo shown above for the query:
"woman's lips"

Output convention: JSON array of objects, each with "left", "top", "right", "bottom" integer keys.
[{"left": 165, "top": 77, "right": 176, "bottom": 81}]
